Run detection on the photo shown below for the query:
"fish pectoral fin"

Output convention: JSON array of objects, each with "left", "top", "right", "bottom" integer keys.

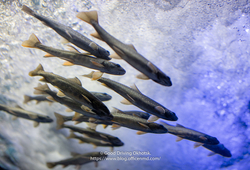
[
  {"left": 199, "top": 136, "right": 208, "bottom": 141},
  {"left": 89, "top": 42, "right": 98, "bottom": 50},
  {"left": 57, "top": 91, "right": 65, "bottom": 97},
  {"left": 61, "top": 37, "right": 70, "bottom": 44},
  {"left": 90, "top": 32, "right": 104, "bottom": 41},
  {"left": 136, "top": 73, "right": 149, "bottom": 80},
  {"left": 65, "top": 108, "right": 73, "bottom": 112},
  {"left": 147, "top": 115, "right": 159, "bottom": 122},
  {"left": 39, "top": 77, "right": 49, "bottom": 83},
  {"left": 138, "top": 122, "right": 150, "bottom": 129},
  {"left": 155, "top": 106, "right": 165, "bottom": 115},
  {"left": 113, "top": 46, "right": 126, "bottom": 58},
  {"left": 12, "top": 116, "right": 18, "bottom": 120},
  {"left": 111, "top": 124, "right": 121, "bottom": 130},
  {"left": 86, "top": 122, "right": 97, "bottom": 130},
  {"left": 33, "top": 121, "right": 39, "bottom": 127},
  {"left": 120, "top": 98, "right": 132, "bottom": 105},
  {"left": 136, "top": 131, "right": 147, "bottom": 135},
  {"left": 147, "top": 62, "right": 158, "bottom": 73},
  {"left": 44, "top": 53, "right": 55, "bottom": 57},
  {"left": 65, "top": 30, "right": 73, "bottom": 39},
  {"left": 110, "top": 52, "right": 122, "bottom": 59},
  {"left": 100, "top": 134, "right": 109, "bottom": 140},
  {"left": 176, "top": 123, "right": 185, "bottom": 128},
  {"left": 82, "top": 95, "right": 91, "bottom": 103},
  {"left": 176, "top": 136, "right": 184, "bottom": 142},
  {"left": 90, "top": 60, "right": 105, "bottom": 68},
  {"left": 46, "top": 96, "right": 56, "bottom": 102},
  {"left": 194, "top": 142, "right": 203, "bottom": 148},
  {"left": 207, "top": 152, "right": 216, "bottom": 157},
  {"left": 100, "top": 140, "right": 112, "bottom": 145},
  {"left": 91, "top": 143, "right": 97, "bottom": 149},
  {"left": 72, "top": 112, "right": 82, "bottom": 121},
  {"left": 102, "top": 124, "right": 108, "bottom": 129},
  {"left": 78, "top": 140, "right": 85, "bottom": 144},
  {"left": 127, "top": 44, "right": 137, "bottom": 52},
  {"left": 88, "top": 117, "right": 96, "bottom": 123},
  {"left": 92, "top": 71, "right": 104, "bottom": 80},
  {"left": 66, "top": 45, "right": 80, "bottom": 53},
  {"left": 67, "top": 77, "right": 82, "bottom": 86},
  {"left": 130, "top": 84, "right": 141, "bottom": 93},
  {"left": 81, "top": 105, "right": 92, "bottom": 112},
  {"left": 63, "top": 61, "right": 74, "bottom": 66}
]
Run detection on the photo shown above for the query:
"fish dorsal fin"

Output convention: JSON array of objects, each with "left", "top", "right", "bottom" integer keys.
[
  {"left": 194, "top": 142, "right": 203, "bottom": 148},
  {"left": 130, "top": 84, "right": 141, "bottom": 93},
  {"left": 147, "top": 115, "right": 159, "bottom": 122},
  {"left": 72, "top": 112, "right": 82, "bottom": 121},
  {"left": 86, "top": 122, "right": 97, "bottom": 130},
  {"left": 136, "top": 73, "right": 149, "bottom": 80},
  {"left": 110, "top": 52, "right": 122, "bottom": 59},
  {"left": 207, "top": 152, "right": 216, "bottom": 157},
  {"left": 176, "top": 123, "right": 185, "bottom": 128},
  {"left": 89, "top": 42, "right": 98, "bottom": 50},
  {"left": 112, "top": 107, "right": 125, "bottom": 114},
  {"left": 67, "top": 77, "right": 82, "bottom": 86},
  {"left": 65, "top": 108, "right": 73, "bottom": 112},
  {"left": 57, "top": 90, "right": 65, "bottom": 97},
  {"left": 102, "top": 124, "right": 108, "bottom": 129},
  {"left": 176, "top": 136, "right": 183, "bottom": 142},
  {"left": 63, "top": 61, "right": 74, "bottom": 66},
  {"left": 147, "top": 62, "right": 158, "bottom": 73},
  {"left": 138, "top": 122, "right": 150, "bottom": 129},
  {"left": 66, "top": 45, "right": 80, "bottom": 53},
  {"left": 155, "top": 106, "right": 165, "bottom": 115},
  {"left": 33, "top": 121, "right": 39, "bottom": 127},
  {"left": 90, "top": 60, "right": 105, "bottom": 68},
  {"left": 120, "top": 98, "right": 132, "bottom": 105},
  {"left": 127, "top": 44, "right": 137, "bottom": 52},
  {"left": 136, "top": 131, "right": 147, "bottom": 135},
  {"left": 113, "top": 46, "right": 126, "bottom": 58},
  {"left": 90, "top": 32, "right": 104, "bottom": 41},
  {"left": 111, "top": 124, "right": 121, "bottom": 130}
]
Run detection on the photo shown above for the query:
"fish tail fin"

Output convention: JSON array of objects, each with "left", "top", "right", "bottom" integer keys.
[
  {"left": 46, "top": 162, "right": 56, "bottom": 169},
  {"left": 34, "top": 83, "right": 50, "bottom": 94},
  {"left": 22, "top": 33, "right": 41, "bottom": 48},
  {"left": 67, "top": 132, "right": 76, "bottom": 139},
  {"left": 23, "top": 95, "right": 31, "bottom": 104},
  {"left": 22, "top": 5, "right": 35, "bottom": 16},
  {"left": 76, "top": 10, "right": 98, "bottom": 25},
  {"left": 54, "top": 112, "right": 65, "bottom": 130},
  {"left": 82, "top": 71, "right": 103, "bottom": 80},
  {"left": 29, "top": 64, "right": 44, "bottom": 76}
]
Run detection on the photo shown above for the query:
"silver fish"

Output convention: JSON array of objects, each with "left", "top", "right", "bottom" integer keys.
[
  {"left": 22, "top": 5, "right": 111, "bottom": 60},
  {"left": 77, "top": 10, "right": 172, "bottom": 86},
  {"left": 0, "top": 104, "right": 53, "bottom": 127},
  {"left": 29, "top": 64, "right": 112, "bottom": 120},
  {"left": 23, "top": 94, "right": 53, "bottom": 104},
  {"left": 160, "top": 121, "right": 219, "bottom": 145},
  {"left": 198, "top": 143, "right": 232, "bottom": 157},
  {"left": 83, "top": 72, "right": 177, "bottom": 121},
  {"left": 46, "top": 152, "right": 107, "bottom": 169},
  {"left": 22, "top": 34, "right": 125, "bottom": 75}
]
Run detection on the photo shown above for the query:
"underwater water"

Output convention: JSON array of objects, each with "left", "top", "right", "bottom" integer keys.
[{"left": 1, "top": 0, "right": 250, "bottom": 169}]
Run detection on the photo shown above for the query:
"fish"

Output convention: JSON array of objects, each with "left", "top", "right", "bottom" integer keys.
[
  {"left": 77, "top": 10, "right": 172, "bottom": 86},
  {"left": 23, "top": 94, "right": 53, "bottom": 104},
  {"left": 46, "top": 152, "right": 107, "bottom": 169},
  {"left": 110, "top": 108, "right": 168, "bottom": 134},
  {"left": 67, "top": 132, "right": 122, "bottom": 150},
  {"left": 21, "top": 5, "right": 111, "bottom": 60},
  {"left": 83, "top": 72, "right": 177, "bottom": 121},
  {"left": 22, "top": 34, "right": 125, "bottom": 75},
  {"left": 90, "top": 91, "right": 112, "bottom": 102},
  {"left": 0, "top": 103, "right": 53, "bottom": 127},
  {"left": 160, "top": 121, "right": 219, "bottom": 145},
  {"left": 196, "top": 143, "right": 232, "bottom": 157},
  {"left": 58, "top": 124, "right": 124, "bottom": 146},
  {"left": 29, "top": 64, "right": 112, "bottom": 120}
]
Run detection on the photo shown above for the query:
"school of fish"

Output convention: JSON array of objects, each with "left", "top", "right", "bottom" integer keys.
[{"left": 0, "top": 5, "right": 232, "bottom": 169}]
